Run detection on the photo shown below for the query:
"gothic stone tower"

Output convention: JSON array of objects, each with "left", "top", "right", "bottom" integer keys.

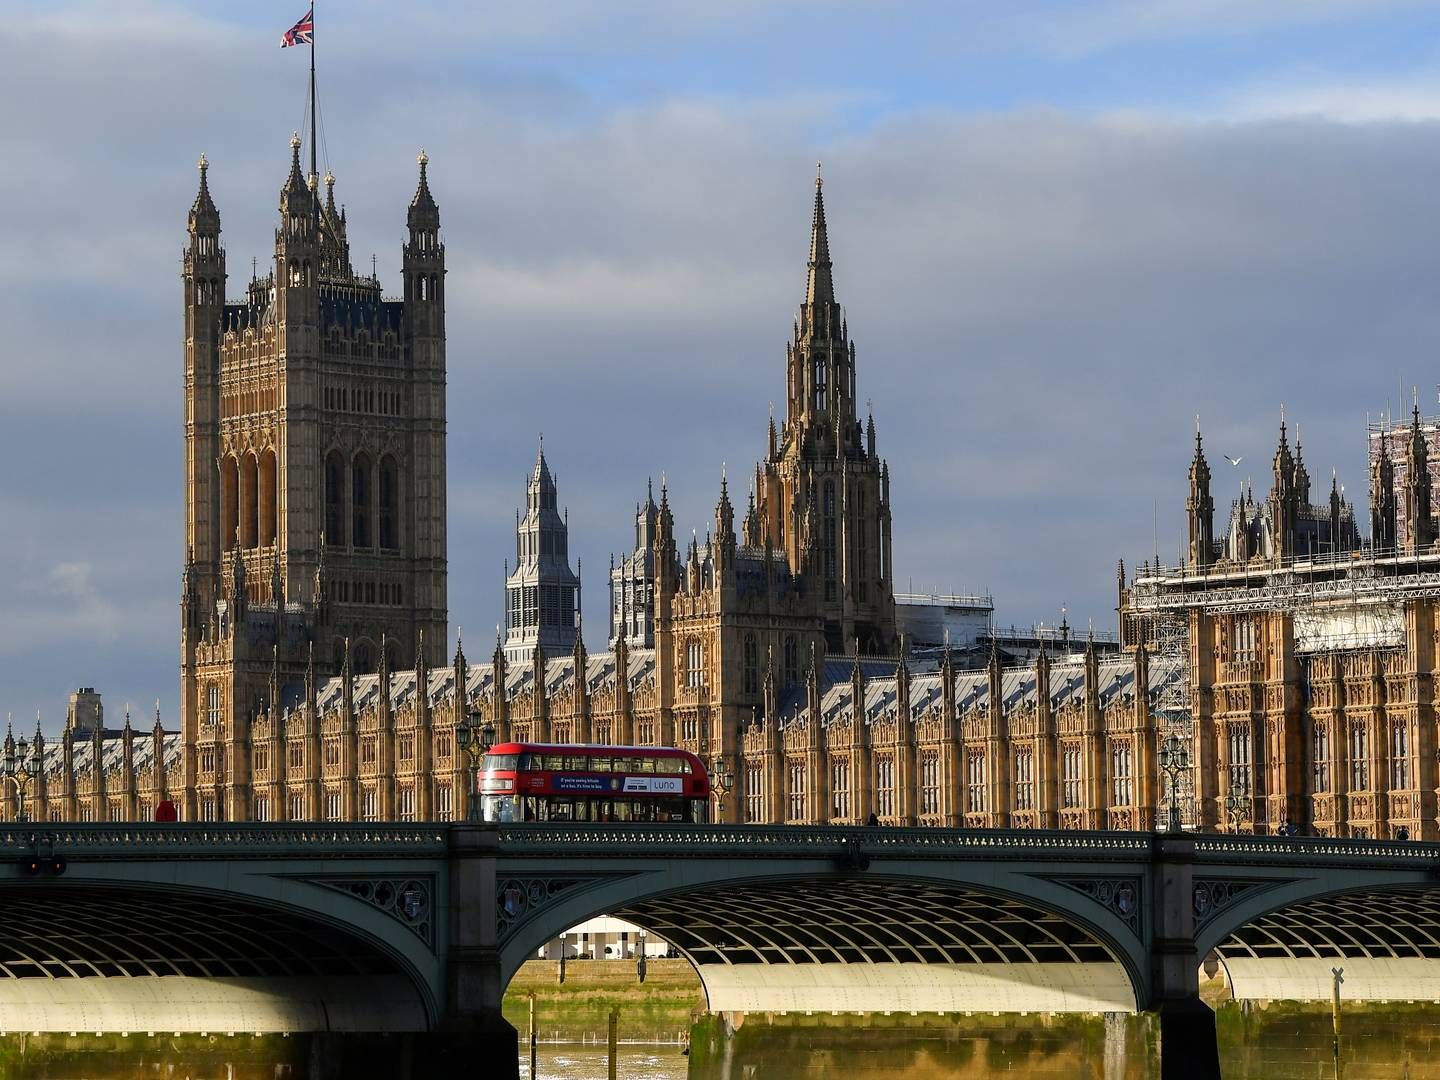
[
  {"left": 179, "top": 139, "right": 448, "bottom": 820},
  {"left": 751, "top": 171, "right": 896, "bottom": 654},
  {"left": 504, "top": 441, "right": 581, "bottom": 665}
]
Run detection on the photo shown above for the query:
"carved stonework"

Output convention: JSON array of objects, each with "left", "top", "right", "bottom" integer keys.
[
  {"left": 302, "top": 874, "right": 436, "bottom": 948},
  {"left": 496, "top": 876, "right": 602, "bottom": 941},
  {"left": 1053, "top": 875, "right": 1142, "bottom": 935},
  {"left": 1192, "top": 877, "right": 1283, "bottom": 927}
]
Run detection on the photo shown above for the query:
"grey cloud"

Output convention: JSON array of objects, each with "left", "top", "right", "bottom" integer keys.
[{"left": 4, "top": 9, "right": 1440, "bottom": 731}]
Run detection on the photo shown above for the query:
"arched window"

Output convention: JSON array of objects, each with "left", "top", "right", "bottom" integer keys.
[
  {"left": 1312, "top": 722, "right": 1331, "bottom": 793},
  {"left": 823, "top": 480, "right": 837, "bottom": 601},
  {"left": 784, "top": 635, "right": 799, "bottom": 688},
  {"left": 379, "top": 456, "right": 398, "bottom": 550},
  {"left": 220, "top": 455, "right": 239, "bottom": 549},
  {"left": 259, "top": 448, "right": 278, "bottom": 547},
  {"left": 1350, "top": 723, "right": 1369, "bottom": 791},
  {"left": 1392, "top": 722, "right": 1410, "bottom": 790},
  {"left": 354, "top": 640, "right": 374, "bottom": 676},
  {"left": 240, "top": 452, "right": 259, "bottom": 549},
  {"left": 743, "top": 633, "right": 758, "bottom": 695},
  {"left": 352, "top": 453, "right": 372, "bottom": 548},
  {"left": 325, "top": 451, "right": 345, "bottom": 546},
  {"left": 685, "top": 639, "right": 705, "bottom": 689},
  {"left": 813, "top": 356, "right": 826, "bottom": 414}
]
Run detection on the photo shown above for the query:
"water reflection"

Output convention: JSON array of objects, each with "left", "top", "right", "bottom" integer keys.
[{"left": 523, "top": 1044, "right": 687, "bottom": 1080}]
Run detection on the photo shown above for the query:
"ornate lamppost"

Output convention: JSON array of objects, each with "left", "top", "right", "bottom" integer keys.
[
  {"left": 710, "top": 755, "right": 734, "bottom": 825},
  {"left": 456, "top": 705, "right": 495, "bottom": 824},
  {"left": 1224, "top": 776, "right": 1249, "bottom": 835},
  {"left": 2, "top": 726, "right": 35, "bottom": 824},
  {"left": 1158, "top": 733, "right": 1190, "bottom": 833}
]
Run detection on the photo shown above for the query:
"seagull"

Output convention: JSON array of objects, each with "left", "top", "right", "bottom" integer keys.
[{"left": 1224, "top": 455, "right": 1243, "bottom": 467}]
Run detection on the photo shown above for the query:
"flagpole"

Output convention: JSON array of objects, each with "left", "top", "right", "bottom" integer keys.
[{"left": 309, "top": 2, "right": 318, "bottom": 188}]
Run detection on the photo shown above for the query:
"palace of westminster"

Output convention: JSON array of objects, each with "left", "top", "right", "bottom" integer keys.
[{"left": 12, "top": 130, "right": 1440, "bottom": 843}]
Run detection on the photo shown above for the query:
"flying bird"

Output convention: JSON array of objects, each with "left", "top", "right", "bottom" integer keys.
[{"left": 1224, "top": 455, "right": 1243, "bottom": 467}]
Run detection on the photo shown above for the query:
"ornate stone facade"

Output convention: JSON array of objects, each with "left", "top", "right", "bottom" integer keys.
[
  {"left": 4, "top": 148, "right": 1177, "bottom": 832},
  {"left": 1123, "top": 407, "right": 1440, "bottom": 840}
]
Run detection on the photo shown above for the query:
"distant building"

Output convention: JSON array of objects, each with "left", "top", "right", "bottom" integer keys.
[{"left": 504, "top": 443, "right": 581, "bottom": 665}]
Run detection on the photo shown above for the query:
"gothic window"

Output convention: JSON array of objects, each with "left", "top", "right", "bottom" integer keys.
[
  {"left": 259, "top": 448, "right": 278, "bottom": 547},
  {"left": 398, "top": 786, "right": 416, "bottom": 822},
  {"left": 856, "top": 489, "right": 868, "bottom": 603},
  {"left": 240, "top": 452, "right": 259, "bottom": 549},
  {"left": 1062, "top": 745, "right": 1083, "bottom": 809},
  {"left": 1391, "top": 722, "right": 1410, "bottom": 790},
  {"left": 1014, "top": 749, "right": 1035, "bottom": 812},
  {"left": 399, "top": 735, "right": 414, "bottom": 763},
  {"left": 361, "top": 739, "right": 377, "bottom": 766},
  {"left": 220, "top": 455, "right": 239, "bottom": 549},
  {"left": 823, "top": 481, "right": 837, "bottom": 602},
  {"left": 377, "top": 456, "right": 398, "bottom": 550},
  {"left": 784, "top": 636, "right": 799, "bottom": 689},
  {"left": 254, "top": 745, "right": 269, "bottom": 774},
  {"left": 254, "top": 794, "right": 270, "bottom": 822},
  {"left": 966, "top": 751, "right": 986, "bottom": 815},
  {"left": 354, "top": 641, "right": 374, "bottom": 676},
  {"left": 920, "top": 752, "right": 940, "bottom": 816},
  {"left": 743, "top": 634, "right": 758, "bottom": 696},
  {"left": 206, "top": 684, "right": 222, "bottom": 727},
  {"left": 1232, "top": 616, "right": 1258, "bottom": 664},
  {"left": 324, "top": 790, "right": 341, "bottom": 821},
  {"left": 831, "top": 758, "right": 851, "bottom": 820},
  {"left": 1312, "top": 722, "right": 1330, "bottom": 793},
  {"left": 360, "top": 788, "right": 378, "bottom": 822},
  {"left": 289, "top": 743, "right": 303, "bottom": 769},
  {"left": 875, "top": 755, "right": 894, "bottom": 819},
  {"left": 813, "top": 356, "right": 827, "bottom": 414},
  {"left": 288, "top": 792, "right": 304, "bottom": 820},
  {"left": 324, "top": 740, "right": 340, "bottom": 767},
  {"left": 787, "top": 760, "right": 806, "bottom": 821},
  {"left": 352, "top": 453, "right": 373, "bottom": 548},
  {"left": 1110, "top": 741, "right": 1133, "bottom": 806},
  {"left": 325, "top": 452, "right": 345, "bottom": 546},
  {"left": 685, "top": 639, "right": 706, "bottom": 689},
  {"left": 200, "top": 797, "right": 216, "bottom": 823},
  {"left": 745, "top": 761, "right": 763, "bottom": 823},
  {"left": 1350, "top": 724, "right": 1370, "bottom": 791},
  {"left": 1227, "top": 724, "right": 1251, "bottom": 794}
]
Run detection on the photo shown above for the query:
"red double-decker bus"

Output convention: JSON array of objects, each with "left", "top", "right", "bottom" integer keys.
[{"left": 478, "top": 743, "right": 710, "bottom": 824}]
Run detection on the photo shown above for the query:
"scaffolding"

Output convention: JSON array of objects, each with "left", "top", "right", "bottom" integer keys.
[{"left": 1149, "top": 613, "right": 1196, "bottom": 829}]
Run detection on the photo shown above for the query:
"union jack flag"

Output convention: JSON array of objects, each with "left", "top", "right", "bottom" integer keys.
[{"left": 280, "top": 7, "right": 313, "bottom": 47}]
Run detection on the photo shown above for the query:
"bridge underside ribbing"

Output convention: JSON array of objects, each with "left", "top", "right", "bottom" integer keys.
[
  {"left": 0, "top": 886, "right": 427, "bottom": 1032},
  {"left": 611, "top": 878, "right": 1136, "bottom": 1014},
  {"left": 1218, "top": 888, "right": 1440, "bottom": 1002}
]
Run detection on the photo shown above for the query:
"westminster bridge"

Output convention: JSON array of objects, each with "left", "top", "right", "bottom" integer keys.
[{"left": 4, "top": 823, "right": 1440, "bottom": 1078}]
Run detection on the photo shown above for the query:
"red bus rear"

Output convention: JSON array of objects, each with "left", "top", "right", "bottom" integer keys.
[{"left": 479, "top": 743, "right": 710, "bottom": 824}]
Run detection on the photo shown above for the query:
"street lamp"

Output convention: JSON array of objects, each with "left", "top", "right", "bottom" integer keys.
[
  {"left": 2, "top": 727, "right": 35, "bottom": 824},
  {"left": 710, "top": 755, "right": 734, "bottom": 824},
  {"left": 455, "top": 706, "right": 496, "bottom": 824},
  {"left": 1157, "top": 733, "right": 1190, "bottom": 833},
  {"left": 1224, "top": 776, "right": 1249, "bottom": 835}
]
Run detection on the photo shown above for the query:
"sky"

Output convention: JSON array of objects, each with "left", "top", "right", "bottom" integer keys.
[{"left": 5, "top": 0, "right": 1440, "bottom": 732}]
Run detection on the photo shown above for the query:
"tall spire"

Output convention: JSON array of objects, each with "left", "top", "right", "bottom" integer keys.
[
  {"left": 409, "top": 148, "right": 439, "bottom": 226},
  {"left": 805, "top": 161, "right": 834, "bottom": 308},
  {"left": 191, "top": 152, "right": 218, "bottom": 223}
]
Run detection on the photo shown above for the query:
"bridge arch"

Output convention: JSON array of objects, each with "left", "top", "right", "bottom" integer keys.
[
  {"left": 497, "top": 853, "right": 1148, "bottom": 1016},
  {"left": 0, "top": 860, "right": 447, "bottom": 1034},
  {"left": 1197, "top": 864, "right": 1440, "bottom": 1003}
]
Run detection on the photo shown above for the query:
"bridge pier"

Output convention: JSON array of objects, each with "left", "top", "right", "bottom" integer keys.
[
  {"left": 1149, "top": 833, "right": 1221, "bottom": 1080},
  {"left": 434, "top": 825, "right": 519, "bottom": 1079}
]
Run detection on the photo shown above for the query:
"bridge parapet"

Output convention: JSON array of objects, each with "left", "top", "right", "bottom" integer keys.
[
  {"left": 0, "top": 822, "right": 448, "bottom": 858},
  {"left": 497, "top": 822, "right": 1155, "bottom": 861}
]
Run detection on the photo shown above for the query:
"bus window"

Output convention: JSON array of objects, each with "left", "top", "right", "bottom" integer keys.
[
  {"left": 520, "top": 754, "right": 542, "bottom": 771},
  {"left": 656, "top": 757, "right": 681, "bottom": 775},
  {"left": 682, "top": 759, "right": 693, "bottom": 774},
  {"left": 592, "top": 757, "right": 613, "bottom": 772},
  {"left": 482, "top": 795, "right": 517, "bottom": 823},
  {"left": 640, "top": 757, "right": 656, "bottom": 774},
  {"left": 483, "top": 753, "right": 519, "bottom": 772}
]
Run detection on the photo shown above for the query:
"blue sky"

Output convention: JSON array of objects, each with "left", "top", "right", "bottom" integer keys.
[{"left": 7, "top": 0, "right": 1440, "bottom": 729}]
